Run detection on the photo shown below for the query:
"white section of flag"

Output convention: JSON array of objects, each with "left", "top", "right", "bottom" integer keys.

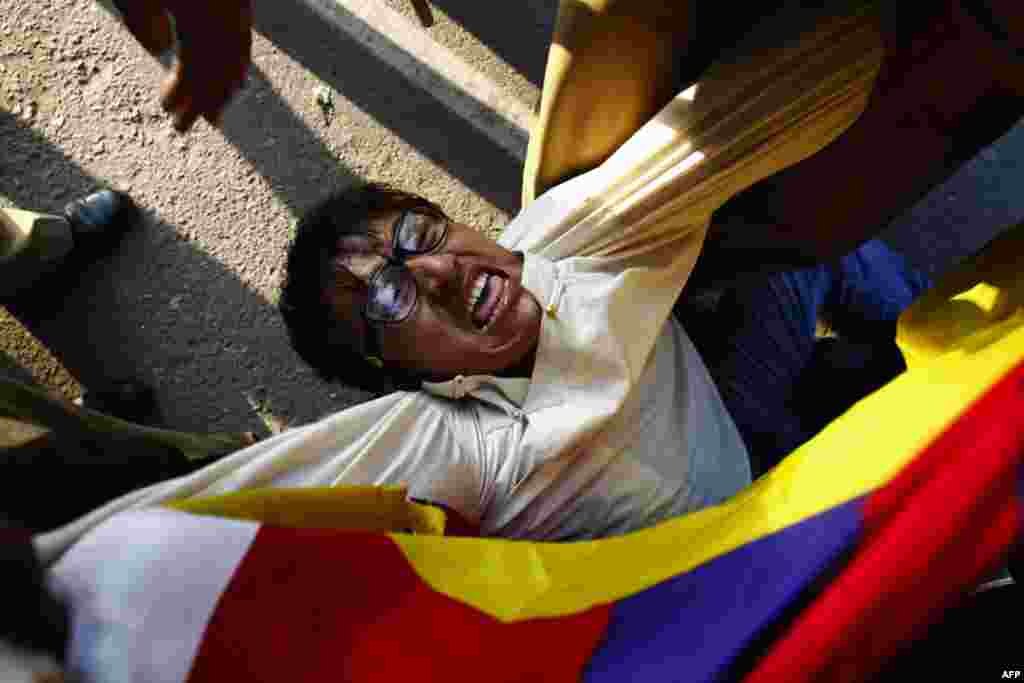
[{"left": 49, "top": 508, "right": 260, "bottom": 683}]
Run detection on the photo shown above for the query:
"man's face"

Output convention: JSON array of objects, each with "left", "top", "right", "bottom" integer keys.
[{"left": 324, "top": 211, "right": 543, "bottom": 380}]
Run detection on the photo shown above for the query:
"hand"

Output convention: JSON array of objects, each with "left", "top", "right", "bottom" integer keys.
[{"left": 114, "top": 0, "right": 253, "bottom": 132}]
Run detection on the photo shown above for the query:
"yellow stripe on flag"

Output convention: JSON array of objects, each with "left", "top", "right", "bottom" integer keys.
[
  {"left": 170, "top": 485, "right": 447, "bottom": 536},
  {"left": 171, "top": 224, "right": 1024, "bottom": 622},
  {"left": 392, "top": 310, "right": 1024, "bottom": 621}
]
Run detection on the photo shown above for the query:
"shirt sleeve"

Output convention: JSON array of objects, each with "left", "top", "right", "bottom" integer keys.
[
  {"left": 501, "top": 11, "right": 883, "bottom": 276},
  {"left": 36, "top": 392, "right": 489, "bottom": 564}
]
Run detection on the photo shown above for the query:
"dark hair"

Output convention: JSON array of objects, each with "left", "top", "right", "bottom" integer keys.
[{"left": 279, "top": 182, "right": 446, "bottom": 394}]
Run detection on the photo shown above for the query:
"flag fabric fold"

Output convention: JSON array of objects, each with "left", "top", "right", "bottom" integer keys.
[{"left": 52, "top": 211, "right": 1024, "bottom": 683}]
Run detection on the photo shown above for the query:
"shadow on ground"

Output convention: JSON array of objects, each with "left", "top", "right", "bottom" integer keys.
[
  {"left": 0, "top": 69, "right": 373, "bottom": 438},
  {"left": 429, "top": 0, "right": 556, "bottom": 87},
  {"left": 253, "top": 0, "right": 525, "bottom": 215},
  {"left": 221, "top": 64, "right": 361, "bottom": 216}
]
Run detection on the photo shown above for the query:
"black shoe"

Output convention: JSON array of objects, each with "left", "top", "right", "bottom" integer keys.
[
  {"left": 63, "top": 189, "right": 140, "bottom": 259},
  {"left": 3, "top": 190, "right": 141, "bottom": 314},
  {"left": 80, "top": 379, "right": 157, "bottom": 424}
]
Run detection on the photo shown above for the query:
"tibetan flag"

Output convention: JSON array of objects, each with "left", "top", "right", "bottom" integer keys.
[{"left": 51, "top": 227, "right": 1024, "bottom": 681}]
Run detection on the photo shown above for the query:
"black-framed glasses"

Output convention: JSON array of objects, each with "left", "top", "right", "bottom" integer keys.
[{"left": 361, "top": 210, "right": 449, "bottom": 359}]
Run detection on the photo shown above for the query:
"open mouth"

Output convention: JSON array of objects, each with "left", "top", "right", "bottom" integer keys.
[{"left": 467, "top": 272, "right": 508, "bottom": 329}]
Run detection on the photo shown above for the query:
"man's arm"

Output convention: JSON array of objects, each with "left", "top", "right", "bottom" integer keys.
[
  {"left": 33, "top": 392, "right": 488, "bottom": 565},
  {"left": 692, "top": 0, "right": 1024, "bottom": 291}
]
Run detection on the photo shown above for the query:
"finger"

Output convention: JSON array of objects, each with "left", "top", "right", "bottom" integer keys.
[
  {"left": 114, "top": 0, "right": 175, "bottom": 56},
  {"left": 159, "top": 3, "right": 254, "bottom": 132},
  {"left": 202, "top": 70, "right": 250, "bottom": 128},
  {"left": 176, "top": 49, "right": 249, "bottom": 130},
  {"left": 200, "top": 88, "right": 236, "bottom": 129},
  {"left": 160, "top": 70, "right": 200, "bottom": 133},
  {"left": 202, "top": 110, "right": 224, "bottom": 129},
  {"left": 159, "top": 65, "right": 189, "bottom": 117},
  {"left": 161, "top": 69, "right": 224, "bottom": 133},
  {"left": 198, "top": 91, "right": 235, "bottom": 130},
  {"left": 181, "top": 70, "right": 234, "bottom": 130},
  {"left": 171, "top": 97, "right": 200, "bottom": 133}
]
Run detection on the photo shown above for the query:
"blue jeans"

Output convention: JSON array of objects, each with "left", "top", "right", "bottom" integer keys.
[{"left": 682, "top": 240, "right": 932, "bottom": 477}]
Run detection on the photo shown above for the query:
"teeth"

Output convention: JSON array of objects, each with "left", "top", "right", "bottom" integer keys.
[
  {"left": 467, "top": 273, "right": 488, "bottom": 313},
  {"left": 482, "top": 280, "right": 507, "bottom": 331}
]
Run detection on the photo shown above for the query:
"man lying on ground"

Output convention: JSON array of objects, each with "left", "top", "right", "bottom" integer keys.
[{"left": 36, "top": 7, "right": 927, "bottom": 557}]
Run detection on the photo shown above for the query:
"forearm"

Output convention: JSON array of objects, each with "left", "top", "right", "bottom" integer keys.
[{"left": 692, "top": 0, "right": 1024, "bottom": 291}]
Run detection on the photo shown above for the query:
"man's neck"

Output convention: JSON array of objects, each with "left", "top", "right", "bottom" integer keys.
[{"left": 495, "top": 343, "right": 538, "bottom": 380}]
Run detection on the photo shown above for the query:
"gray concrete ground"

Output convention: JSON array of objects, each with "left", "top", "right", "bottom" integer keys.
[{"left": 2, "top": 0, "right": 1022, "bottom": 443}]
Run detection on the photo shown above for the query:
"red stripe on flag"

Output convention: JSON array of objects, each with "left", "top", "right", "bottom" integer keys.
[
  {"left": 745, "top": 361, "right": 1024, "bottom": 683},
  {"left": 187, "top": 529, "right": 611, "bottom": 682}
]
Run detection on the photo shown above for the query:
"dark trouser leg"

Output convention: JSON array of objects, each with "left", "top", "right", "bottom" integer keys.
[
  {"left": 689, "top": 263, "right": 829, "bottom": 477},
  {"left": 820, "top": 239, "right": 934, "bottom": 342},
  {"left": 683, "top": 239, "right": 931, "bottom": 477},
  {"left": 1, "top": 208, "right": 74, "bottom": 301},
  {"left": 1, "top": 425, "right": 194, "bottom": 532},
  {"left": 0, "top": 375, "right": 251, "bottom": 531}
]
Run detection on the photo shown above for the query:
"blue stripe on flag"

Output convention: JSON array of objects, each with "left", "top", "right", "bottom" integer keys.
[{"left": 584, "top": 497, "right": 866, "bottom": 683}]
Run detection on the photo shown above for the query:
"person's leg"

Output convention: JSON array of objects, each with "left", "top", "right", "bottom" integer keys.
[
  {"left": 789, "top": 240, "right": 934, "bottom": 438},
  {"left": 0, "top": 208, "right": 75, "bottom": 300},
  {"left": 2, "top": 190, "right": 254, "bottom": 529},
  {"left": 683, "top": 239, "right": 931, "bottom": 476},
  {"left": 682, "top": 262, "right": 832, "bottom": 477},
  {"left": 2, "top": 190, "right": 140, "bottom": 302},
  {"left": 822, "top": 239, "right": 933, "bottom": 342},
  {"left": 0, "top": 376, "right": 254, "bottom": 531},
  {"left": 0, "top": 376, "right": 253, "bottom": 467}
]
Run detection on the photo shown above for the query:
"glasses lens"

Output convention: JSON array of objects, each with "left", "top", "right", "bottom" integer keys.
[
  {"left": 394, "top": 212, "right": 447, "bottom": 254},
  {"left": 365, "top": 264, "right": 417, "bottom": 322}
]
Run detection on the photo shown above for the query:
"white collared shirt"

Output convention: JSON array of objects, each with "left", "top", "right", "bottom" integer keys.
[{"left": 40, "top": 10, "right": 884, "bottom": 556}]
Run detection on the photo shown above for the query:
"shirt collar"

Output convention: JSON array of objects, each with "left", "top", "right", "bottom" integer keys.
[
  {"left": 520, "top": 250, "right": 557, "bottom": 317},
  {"left": 421, "top": 374, "right": 530, "bottom": 410}
]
